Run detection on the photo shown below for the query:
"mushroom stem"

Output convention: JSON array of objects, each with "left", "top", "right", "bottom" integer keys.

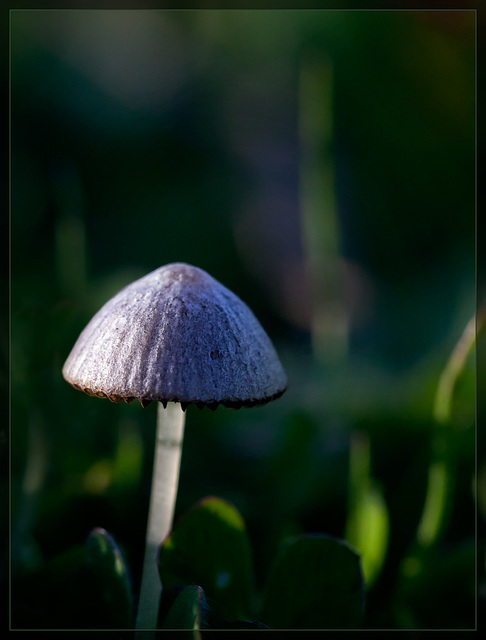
[{"left": 135, "top": 402, "right": 186, "bottom": 631}]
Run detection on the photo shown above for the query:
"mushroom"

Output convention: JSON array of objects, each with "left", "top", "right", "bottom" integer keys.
[{"left": 62, "top": 262, "right": 287, "bottom": 630}]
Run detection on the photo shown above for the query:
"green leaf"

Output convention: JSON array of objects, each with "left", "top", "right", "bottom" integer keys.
[
  {"left": 347, "top": 484, "right": 389, "bottom": 588},
  {"left": 346, "top": 432, "right": 389, "bottom": 587},
  {"left": 161, "top": 585, "right": 207, "bottom": 633},
  {"left": 260, "top": 534, "right": 364, "bottom": 629},
  {"left": 158, "top": 496, "right": 254, "bottom": 622},
  {"left": 85, "top": 527, "right": 134, "bottom": 628}
]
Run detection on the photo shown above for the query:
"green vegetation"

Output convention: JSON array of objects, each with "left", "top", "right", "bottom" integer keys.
[{"left": 8, "top": 9, "right": 477, "bottom": 631}]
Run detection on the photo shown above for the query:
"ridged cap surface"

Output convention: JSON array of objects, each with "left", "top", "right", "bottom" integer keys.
[{"left": 62, "top": 263, "right": 287, "bottom": 410}]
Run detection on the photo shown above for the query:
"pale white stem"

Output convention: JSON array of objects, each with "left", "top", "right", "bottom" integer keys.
[{"left": 135, "top": 402, "right": 186, "bottom": 632}]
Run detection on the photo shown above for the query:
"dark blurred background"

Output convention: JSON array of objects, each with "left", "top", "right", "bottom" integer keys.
[{"left": 8, "top": 8, "right": 477, "bottom": 630}]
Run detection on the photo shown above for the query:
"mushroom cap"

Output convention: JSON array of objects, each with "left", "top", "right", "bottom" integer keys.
[{"left": 62, "top": 263, "right": 287, "bottom": 410}]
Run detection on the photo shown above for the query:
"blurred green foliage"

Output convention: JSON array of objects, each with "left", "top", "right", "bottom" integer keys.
[
  {"left": 158, "top": 497, "right": 365, "bottom": 630},
  {"left": 161, "top": 584, "right": 207, "bottom": 633},
  {"left": 9, "top": 9, "right": 477, "bottom": 630},
  {"left": 159, "top": 497, "right": 254, "bottom": 623},
  {"left": 260, "top": 532, "right": 364, "bottom": 628}
]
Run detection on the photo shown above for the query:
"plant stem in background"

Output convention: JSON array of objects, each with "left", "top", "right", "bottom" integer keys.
[
  {"left": 299, "top": 53, "right": 348, "bottom": 366},
  {"left": 395, "top": 305, "right": 481, "bottom": 626},
  {"left": 417, "top": 305, "right": 483, "bottom": 548},
  {"left": 433, "top": 304, "right": 485, "bottom": 426},
  {"left": 135, "top": 403, "right": 186, "bottom": 632}
]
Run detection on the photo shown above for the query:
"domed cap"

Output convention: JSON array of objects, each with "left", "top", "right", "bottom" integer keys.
[{"left": 62, "top": 263, "right": 287, "bottom": 410}]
